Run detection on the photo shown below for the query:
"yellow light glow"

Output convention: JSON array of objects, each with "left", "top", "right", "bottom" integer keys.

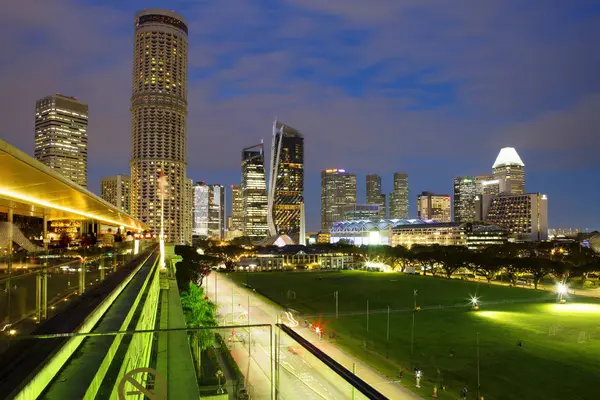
[
  {"left": 8, "top": 329, "right": 17, "bottom": 336},
  {"left": 0, "top": 187, "right": 143, "bottom": 230},
  {"left": 547, "top": 303, "right": 600, "bottom": 314}
]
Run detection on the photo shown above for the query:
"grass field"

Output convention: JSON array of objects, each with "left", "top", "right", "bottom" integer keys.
[{"left": 230, "top": 271, "right": 600, "bottom": 400}]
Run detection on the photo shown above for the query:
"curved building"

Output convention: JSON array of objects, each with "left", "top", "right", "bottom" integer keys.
[
  {"left": 267, "top": 120, "right": 304, "bottom": 242},
  {"left": 492, "top": 147, "right": 525, "bottom": 195},
  {"left": 130, "top": 9, "right": 188, "bottom": 243}
]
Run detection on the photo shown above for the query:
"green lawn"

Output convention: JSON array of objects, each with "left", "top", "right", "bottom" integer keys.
[{"left": 230, "top": 271, "right": 600, "bottom": 400}]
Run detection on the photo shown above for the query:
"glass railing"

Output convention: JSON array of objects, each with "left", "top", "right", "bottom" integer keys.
[
  {"left": 0, "top": 240, "right": 156, "bottom": 336},
  {"left": 0, "top": 325, "right": 373, "bottom": 400}
]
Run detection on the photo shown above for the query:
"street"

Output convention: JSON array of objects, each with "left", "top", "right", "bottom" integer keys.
[{"left": 205, "top": 272, "right": 422, "bottom": 400}]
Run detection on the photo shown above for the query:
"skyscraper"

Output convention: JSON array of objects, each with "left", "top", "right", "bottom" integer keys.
[
  {"left": 492, "top": 147, "right": 525, "bottom": 195},
  {"left": 453, "top": 176, "right": 477, "bottom": 222},
  {"left": 193, "top": 182, "right": 225, "bottom": 240},
  {"left": 230, "top": 184, "right": 244, "bottom": 232},
  {"left": 366, "top": 174, "right": 386, "bottom": 218},
  {"left": 35, "top": 94, "right": 88, "bottom": 187},
  {"left": 268, "top": 120, "right": 304, "bottom": 241},
  {"left": 130, "top": 9, "right": 188, "bottom": 243},
  {"left": 321, "top": 169, "right": 356, "bottom": 231},
  {"left": 389, "top": 172, "right": 409, "bottom": 219},
  {"left": 417, "top": 192, "right": 451, "bottom": 222},
  {"left": 101, "top": 175, "right": 131, "bottom": 214},
  {"left": 242, "top": 143, "right": 269, "bottom": 240}
]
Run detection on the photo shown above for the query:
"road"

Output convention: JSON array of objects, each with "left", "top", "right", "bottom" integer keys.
[{"left": 205, "top": 272, "right": 422, "bottom": 400}]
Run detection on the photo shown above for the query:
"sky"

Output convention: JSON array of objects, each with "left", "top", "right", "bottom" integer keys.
[{"left": 1, "top": 0, "right": 599, "bottom": 232}]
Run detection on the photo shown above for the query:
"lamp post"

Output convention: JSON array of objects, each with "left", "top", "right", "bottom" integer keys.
[
  {"left": 471, "top": 296, "right": 480, "bottom": 311},
  {"left": 557, "top": 283, "right": 567, "bottom": 304},
  {"left": 157, "top": 172, "right": 168, "bottom": 270}
]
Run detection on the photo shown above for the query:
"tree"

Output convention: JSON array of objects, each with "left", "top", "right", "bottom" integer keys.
[
  {"left": 525, "top": 258, "right": 557, "bottom": 289},
  {"left": 470, "top": 251, "right": 502, "bottom": 285},
  {"left": 180, "top": 283, "right": 217, "bottom": 376}
]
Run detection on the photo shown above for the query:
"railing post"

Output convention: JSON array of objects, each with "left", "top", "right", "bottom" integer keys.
[
  {"left": 79, "top": 260, "right": 86, "bottom": 295},
  {"left": 42, "top": 268, "right": 48, "bottom": 320},
  {"left": 36, "top": 272, "right": 42, "bottom": 322}
]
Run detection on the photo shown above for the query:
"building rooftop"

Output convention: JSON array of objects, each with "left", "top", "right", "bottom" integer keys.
[{"left": 493, "top": 147, "right": 525, "bottom": 168}]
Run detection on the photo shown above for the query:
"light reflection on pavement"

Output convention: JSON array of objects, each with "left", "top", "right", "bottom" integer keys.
[{"left": 205, "top": 272, "right": 421, "bottom": 400}]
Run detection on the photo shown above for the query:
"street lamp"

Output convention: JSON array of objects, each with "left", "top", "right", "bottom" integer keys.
[
  {"left": 556, "top": 283, "right": 568, "bottom": 304},
  {"left": 471, "top": 296, "right": 480, "bottom": 311}
]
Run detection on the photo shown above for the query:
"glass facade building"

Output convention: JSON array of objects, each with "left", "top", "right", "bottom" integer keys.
[
  {"left": 453, "top": 176, "right": 477, "bottom": 222},
  {"left": 230, "top": 184, "right": 244, "bottom": 233},
  {"left": 320, "top": 169, "right": 356, "bottom": 232},
  {"left": 242, "top": 143, "right": 269, "bottom": 240},
  {"left": 366, "top": 174, "right": 386, "bottom": 218},
  {"left": 35, "top": 94, "right": 88, "bottom": 188},
  {"left": 389, "top": 172, "right": 409, "bottom": 219},
  {"left": 193, "top": 182, "right": 225, "bottom": 239},
  {"left": 268, "top": 120, "right": 304, "bottom": 242}
]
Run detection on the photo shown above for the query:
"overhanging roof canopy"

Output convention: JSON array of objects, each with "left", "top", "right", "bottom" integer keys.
[{"left": 0, "top": 138, "right": 148, "bottom": 231}]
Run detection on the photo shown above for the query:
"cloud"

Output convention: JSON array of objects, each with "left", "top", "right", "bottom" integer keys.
[{"left": 497, "top": 93, "right": 600, "bottom": 169}]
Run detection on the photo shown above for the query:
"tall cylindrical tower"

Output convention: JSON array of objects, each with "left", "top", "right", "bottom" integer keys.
[{"left": 130, "top": 9, "right": 188, "bottom": 243}]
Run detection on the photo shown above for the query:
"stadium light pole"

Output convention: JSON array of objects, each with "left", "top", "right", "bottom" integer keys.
[
  {"left": 477, "top": 332, "right": 481, "bottom": 399},
  {"left": 335, "top": 290, "right": 339, "bottom": 319},
  {"left": 366, "top": 299, "right": 369, "bottom": 333}
]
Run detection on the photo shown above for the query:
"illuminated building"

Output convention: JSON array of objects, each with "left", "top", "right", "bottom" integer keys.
[
  {"left": 321, "top": 169, "right": 356, "bottom": 231},
  {"left": 268, "top": 120, "right": 304, "bottom": 242},
  {"left": 492, "top": 147, "right": 525, "bottom": 194},
  {"left": 453, "top": 177, "right": 477, "bottom": 222},
  {"left": 35, "top": 94, "right": 88, "bottom": 187},
  {"left": 242, "top": 143, "right": 268, "bottom": 240},
  {"left": 230, "top": 184, "right": 243, "bottom": 231},
  {"left": 417, "top": 192, "right": 451, "bottom": 222},
  {"left": 329, "top": 219, "right": 507, "bottom": 248},
  {"left": 343, "top": 204, "right": 381, "bottom": 221},
  {"left": 193, "top": 182, "right": 225, "bottom": 239},
  {"left": 389, "top": 172, "right": 409, "bottom": 219},
  {"left": 366, "top": 174, "right": 386, "bottom": 218},
  {"left": 130, "top": 9, "right": 188, "bottom": 243},
  {"left": 237, "top": 246, "right": 358, "bottom": 270},
  {"left": 476, "top": 193, "right": 548, "bottom": 241},
  {"left": 101, "top": 175, "right": 131, "bottom": 214},
  {"left": 227, "top": 184, "right": 244, "bottom": 238},
  {"left": 464, "top": 224, "right": 508, "bottom": 249}
]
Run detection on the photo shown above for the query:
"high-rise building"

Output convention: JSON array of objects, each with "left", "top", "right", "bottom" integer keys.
[
  {"left": 321, "top": 169, "right": 356, "bottom": 231},
  {"left": 366, "top": 174, "right": 386, "bottom": 218},
  {"left": 389, "top": 172, "right": 409, "bottom": 219},
  {"left": 193, "top": 182, "right": 225, "bottom": 240},
  {"left": 242, "top": 143, "right": 269, "bottom": 240},
  {"left": 230, "top": 184, "right": 244, "bottom": 232},
  {"left": 453, "top": 176, "right": 477, "bottom": 222},
  {"left": 35, "top": 94, "right": 88, "bottom": 187},
  {"left": 476, "top": 193, "right": 548, "bottom": 241},
  {"left": 343, "top": 204, "right": 381, "bottom": 221},
  {"left": 268, "top": 120, "right": 304, "bottom": 241},
  {"left": 492, "top": 147, "right": 525, "bottom": 195},
  {"left": 130, "top": 9, "right": 188, "bottom": 243},
  {"left": 101, "top": 175, "right": 131, "bottom": 214},
  {"left": 183, "top": 177, "right": 193, "bottom": 243},
  {"left": 417, "top": 191, "right": 451, "bottom": 222}
]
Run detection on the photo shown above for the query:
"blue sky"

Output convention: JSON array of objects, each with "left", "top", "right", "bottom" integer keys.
[{"left": 1, "top": 0, "right": 599, "bottom": 231}]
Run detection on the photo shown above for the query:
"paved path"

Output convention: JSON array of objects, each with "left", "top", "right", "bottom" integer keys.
[{"left": 206, "top": 272, "right": 422, "bottom": 400}]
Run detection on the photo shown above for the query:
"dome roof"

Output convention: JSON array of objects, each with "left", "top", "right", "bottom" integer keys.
[{"left": 493, "top": 147, "right": 525, "bottom": 168}]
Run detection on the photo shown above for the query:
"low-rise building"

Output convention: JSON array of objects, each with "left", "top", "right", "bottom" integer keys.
[{"left": 236, "top": 245, "right": 358, "bottom": 270}]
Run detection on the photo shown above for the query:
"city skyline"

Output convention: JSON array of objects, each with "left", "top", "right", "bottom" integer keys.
[{"left": 2, "top": 2, "right": 599, "bottom": 232}]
